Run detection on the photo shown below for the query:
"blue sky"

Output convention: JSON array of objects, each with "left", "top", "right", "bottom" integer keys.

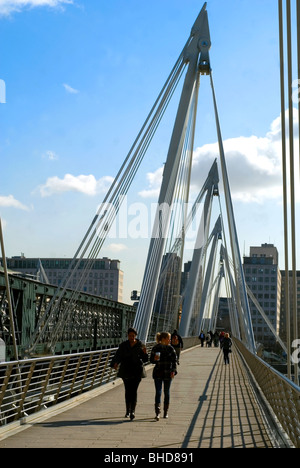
[{"left": 0, "top": 0, "right": 299, "bottom": 303}]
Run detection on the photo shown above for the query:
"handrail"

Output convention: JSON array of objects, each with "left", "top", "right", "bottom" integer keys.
[{"left": 234, "top": 338, "right": 300, "bottom": 448}]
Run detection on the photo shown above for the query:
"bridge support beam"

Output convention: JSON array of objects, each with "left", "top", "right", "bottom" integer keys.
[{"left": 179, "top": 163, "right": 219, "bottom": 337}]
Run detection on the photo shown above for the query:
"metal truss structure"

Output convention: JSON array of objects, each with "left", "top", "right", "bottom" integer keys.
[{"left": 0, "top": 271, "right": 135, "bottom": 359}]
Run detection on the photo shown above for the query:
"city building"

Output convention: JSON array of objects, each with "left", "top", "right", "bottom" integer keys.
[
  {"left": 6, "top": 255, "right": 124, "bottom": 303},
  {"left": 243, "top": 244, "right": 281, "bottom": 348}
]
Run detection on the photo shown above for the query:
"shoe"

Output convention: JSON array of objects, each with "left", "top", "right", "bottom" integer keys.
[
  {"left": 163, "top": 404, "right": 169, "bottom": 419},
  {"left": 125, "top": 405, "right": 131, "bottom": 418},
  {"left": 130, "top": 412, "right": 135, "bottom": 420},
  {"left": 155, "top": 404, "right": 161, "bottom": 421}
]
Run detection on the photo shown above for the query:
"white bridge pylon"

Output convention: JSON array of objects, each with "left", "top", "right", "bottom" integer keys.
[{"left": 133, "top": 3, "right": 256, "bottom": 352}]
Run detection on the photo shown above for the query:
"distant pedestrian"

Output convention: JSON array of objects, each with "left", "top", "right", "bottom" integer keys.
[
  {"left": 213, "top": 332, "right": 219, "bottom": 347},
  {"left": 222, "top": 333, "right": 232, "bottom": 365},
  {"left": 219, "top": 331, "right": 225, "bottom": 349},
  {"left": 170, "top": 329, "right": 183, "bottom": 364},
  {"left": 206, "top": 333, "right": 213, "bottom": 347},
  {"left": 110, "top": 327, "right": 148, "bottom": 420},
  {"left": 199, "top": 330, "right": 205, "bottom": 347},
  {"left": 150, "top": 332, "right": 177, "bottom": 421}
]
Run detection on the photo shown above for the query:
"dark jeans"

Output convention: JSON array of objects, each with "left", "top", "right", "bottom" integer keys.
[
  {"left": 223, "top": 349, "right": 230, "bottom": 364},
  {"left": 154, "top": 378, "right": 172, "bottom": 406},
  {"left": 123, "top": 377, "right": 141, "bottom": 410}
]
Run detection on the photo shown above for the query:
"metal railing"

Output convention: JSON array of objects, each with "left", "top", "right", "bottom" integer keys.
[
  {"left": 234, "top": 338, "right": 300, "bottom": 448},
  {"left": 0, "top": 348, "right": 119, "bottom": 427}
]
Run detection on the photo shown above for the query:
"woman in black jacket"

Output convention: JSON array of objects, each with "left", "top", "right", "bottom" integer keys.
[
  {"left": 111, "top": 327, "right": 148, "bottom": 420},
  {"left": 222, "top": 333, "right": 232, "bottom": 365},
  {"left": 150, "top": 332, "right": 177, "bottom": 421}
]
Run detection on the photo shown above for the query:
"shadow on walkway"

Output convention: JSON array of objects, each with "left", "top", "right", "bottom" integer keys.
[{"left": 182, "top": 350, "right": 273, "bottom": 448}]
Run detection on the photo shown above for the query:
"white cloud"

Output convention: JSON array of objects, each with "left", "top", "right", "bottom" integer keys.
[
  {"left": 139, "top": 110, "right": 299, "bottom": 204},
  {"left": 139, "top": 167, "right": 163, "bottom": 199},
  {"left": 63, "top": 83, "right": 79, "bottom": 94},
  {"left": 0, "top": 0, "right": 73, "bottom": 16},
  {"left": 192, "top": 134, "right": 282, "bottom": 203},
  {"left": 37, "top": 173, "right": 114, "bottom": 197},
  {"left": 107, "top": 243, "right": 128, "bottom": 253},
  {"left": 0, "top": 194, "right": 29, "bottom": 210}
]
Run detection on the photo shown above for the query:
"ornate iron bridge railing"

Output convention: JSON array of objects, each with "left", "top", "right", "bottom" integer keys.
[{"left": 0, "top": 270, "right": 136, "bottom": 359}]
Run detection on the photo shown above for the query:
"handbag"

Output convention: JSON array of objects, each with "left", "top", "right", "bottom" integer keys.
[{"left": 141, "top": 365, "right": 147, "bottom": 378}]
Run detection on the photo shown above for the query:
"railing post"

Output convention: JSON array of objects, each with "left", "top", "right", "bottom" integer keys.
[
  {"left": 99, "top": 351, "right": 112, "bottom": 386},
  {"left": 90, "top": 352, "right": 103, "bottom": 390},
  {"left": 67, "top": 356, "right": 83, "bottom": 399},
  {"left": 36, "top": 360, "right": 55, "bottom": 413},
  {"left": 54, "top": 356, "right": 70, "bottom": 404},
  {"left": 15, "top": 362, "right": 36, "bottom": 420},
  {"left": 79, "top": 355, "right": 94, "bottom": 395}
]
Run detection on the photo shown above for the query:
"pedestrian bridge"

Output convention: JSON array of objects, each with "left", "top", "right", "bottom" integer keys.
[{"left": 0, "top": 343, "right": 298, "bottom": 449}]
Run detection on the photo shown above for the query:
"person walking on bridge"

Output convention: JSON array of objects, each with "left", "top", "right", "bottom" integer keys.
[
  {"left": 222, "top": 333, "right": 232, "bottom": 365},
  {"left": 150, "top": 332, "right": 177, "bottom": 421},
  {"left": 110, "top": 327, "right": 148, "bottom": 420},
  {"left": 171, "top": 329, "right": 183, "bottom": 364},
  {"left": 199, "top": 330, "right": 205, "bottom": 347}
]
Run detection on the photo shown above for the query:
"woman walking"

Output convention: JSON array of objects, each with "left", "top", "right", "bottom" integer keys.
[
  {"left": 222, "top": 333, "right": 232, "bottom": 365},
  {"left": 150, "top": 332, "right": 177, "bottom": 421},
  {"left": 171, "top": 329, "right": 184, "bottom": 364},
  {"left": 110, "top": 327, "right": 148, "bottom": 420}
]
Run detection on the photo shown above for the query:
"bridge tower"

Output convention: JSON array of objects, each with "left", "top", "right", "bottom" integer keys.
[{"left": 133, "top": 3, "right": 255, "bottom": 352}]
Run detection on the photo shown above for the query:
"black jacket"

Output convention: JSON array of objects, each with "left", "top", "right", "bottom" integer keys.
[
  {"left": 170, "top": 332, "right": 183, "bottom": 349},
  {"left": 222, "top": 337, "right": 232, "bottom": 351},
  {"left": 150, "top": 344, "right": 177, "bottom": 380},
  {"left": 110, "top": 339, "right": 148, "bottom": 379}
]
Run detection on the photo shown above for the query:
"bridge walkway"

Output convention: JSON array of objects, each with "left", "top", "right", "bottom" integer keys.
[{"left": 0, "top": 345, "right": 284, "bottom": 449}]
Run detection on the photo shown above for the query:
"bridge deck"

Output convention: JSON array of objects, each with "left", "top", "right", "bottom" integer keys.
[{"left": 0, "top": 346, "right": 279, "bottom": 449}]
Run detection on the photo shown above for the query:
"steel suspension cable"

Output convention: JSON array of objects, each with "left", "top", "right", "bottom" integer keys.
[
  {"left": 144, "top": 77, "right": 201, "bottom": 336},
  {"left": 286, "top": 0, "right": 298, "bottom": 384},
  {"left": 278, "top": 0, "right": 291, "bottom": 378},
  {"left": 29, "top": 47, "right": 188, "bottom": 352},
  {"left": 210, "top": 72, "right": 256, "bottom": 353},
  {"left": 48, "top": 63, "right": 187, "bottom": 349}
]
